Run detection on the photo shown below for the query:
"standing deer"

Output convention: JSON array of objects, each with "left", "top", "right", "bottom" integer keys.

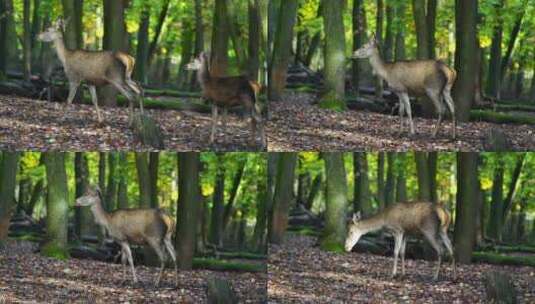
[
  {"left": 186, "top": 52, "right": 266, "bottom": 148},
  {"left": 352, "top": 36, "right": 457, "bottom": 139},
  {"left": 344, "top": 201, "right": 456, "bottom": 280},
  {"left": 38, "top": 19, "right": 144, "bottom": 124},
  {"left": 75, "top": 186, "right": 177, "bottom": 287}
]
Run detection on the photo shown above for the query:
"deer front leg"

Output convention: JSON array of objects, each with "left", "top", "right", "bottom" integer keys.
[
  {"left": 398, "top": 98, "right": 406, "bottom": 130},
  {"left": 399, "top": 93, "right": 414, "bottom": 135},
  {"left": 443, "top": 90, "right": 457, "bottom": 139},
  {"left": 400, "top": 236, "right": 407, "bottom": 276},
  {"left": 391, "top": 232, "right": 403, "bottom": 278},
  {"left": 88, "top": 86, "right": 103, "bottom": 123},
  {"left": 67, "top": 81, "right": 81, "bottom": 105},
  {"left": 210, "top": 105, "right": 218, "bottom": 144}
]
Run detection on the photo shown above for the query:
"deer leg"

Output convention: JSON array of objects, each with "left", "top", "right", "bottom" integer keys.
[
  {"left": 426, "top": 89, "right": 445, "bottom": 138},
  {"left": 120, "top": 242, "right": 138, "bottom": 284},
  {"left": 439, "top": 230, "right": 456, "bottom": 279},
  {"left": 254, "top": 103, "right": 266, "bottom": 149},
  {"left": 400, "top": 93, "right": 415, "bottom": 135},
  {"left": 221, "top": 107, "right": 228, "bottom": 129},
  {"left": 148, "top": 239, "right": 167, "bottom": 287},
  {"left": 422, "top": 230, "right": 443, "bottom": 280},
  {"left": 391, "top": 232, "right": 403, "bottom": 278},
  {"left": 67, "top": 81, "right": 80, "bottom": 105},
  {"left": 397, "top": 96, "right": 406, "bottom": 129},
  {"left": 120, "top": 248, "right": 128, "bottom": 282},
  {"left": 400, "top": 236, "right": 407, "bottom": 276},
  {"left": 210, "top": 105, "right": 218, "bottom": 144},
  {"left": 109, "top": 80, "right": 136, "bottom": 124},
  {"left": 164, "top": 238, "right": 178, "bottom": 287},
  {"left": 88, "top": 86, "right": 103, "bottom": 123},
  {"left": 443, "top": 89, "right": 457, "bottom": 139}
]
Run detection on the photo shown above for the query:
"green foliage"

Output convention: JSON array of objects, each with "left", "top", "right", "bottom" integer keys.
[
  {"left": 192, "top": 258, "right": 265, "bottom": 273},
  {"left": 470, "top": 110, "right": 535, "bottom": 125},
  {"left": 41, "top": 242, "right": 70, "bottom": 260},
  {"left": 473, "top": 252, "right": 535, "bottom": 267},
  {"left": 319, "top": 237, "right": 345, "bottom": 253},
  {"left": 318, "top": 92, "right": 347, "bottom": 112}
]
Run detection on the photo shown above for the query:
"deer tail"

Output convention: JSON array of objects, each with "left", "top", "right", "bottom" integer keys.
[
  {"left": 435, "top": 205, "right": 451, "bottom": 232},
  {"left": 159, "top": 211, "right": 176, "bottom": 240},
  {"left": 249, "top": 80, "right": 262, "bottom": 114},
  {"left": 438, "top": 63, "right": 456, "bottom": 93}
]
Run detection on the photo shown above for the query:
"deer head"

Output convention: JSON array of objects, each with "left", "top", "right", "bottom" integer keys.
[
  {"left": 185, "top": 52, "right": 210, "bottom": 71},
  {"left": 75, "top": 186, "right": 102, "bottom": 207},
  {"left": 352, "top": 35, "right": 379, "bottom": 59},
  {"left": 344, "top": 212, "right": 364, "bottom": 252},
  {"left": 38, "top": 18, "right": 69, "bottom": 42}
]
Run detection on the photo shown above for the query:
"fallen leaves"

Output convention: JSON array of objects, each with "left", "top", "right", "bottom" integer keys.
[{"left": 267, "top": 92, "right": 535, "bottom": 151}]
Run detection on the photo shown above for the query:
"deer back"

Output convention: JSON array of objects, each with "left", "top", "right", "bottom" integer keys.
[
  {"left": 108, "top": 209, "right": 167, "bottom": 244},
  {"left": 386, "top": 60, "right": 448, "bottom": 95},
  {"left": 383, "top": 202, "right": 441, "bottom": 233},
  {"left": 64, "top": 50, "right": 126, "bottom": 85}
]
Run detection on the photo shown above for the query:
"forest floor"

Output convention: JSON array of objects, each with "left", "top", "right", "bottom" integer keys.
[
  {"left": 0, "top": 240, "right": 266, "bottom": 303},
  {"left": 0, "top": 95, "right": 264, "bottom": 151},
  {"left": 268, "top": 234, "right": 535, "bottom": 304},
  {"left": 267, "top": 92, "right": 535, "bottom": 151}
]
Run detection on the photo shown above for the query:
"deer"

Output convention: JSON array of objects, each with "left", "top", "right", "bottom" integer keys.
[
  {"left": 344, "top": 201, "right": 456, "bottom": 280},
  {"left": 186, "top": 52, "right": 266, "bottom": 148},
  {"left": 37, "top": 18, "right": 144, "bottom": 124},
  {"left": 74, "top": 186, "right": 177, "bottom": 287},
  {"left": 352, "top": 36, "right": 457, "bottom": 139}
]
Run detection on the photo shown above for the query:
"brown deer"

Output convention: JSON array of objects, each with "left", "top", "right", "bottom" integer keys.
[
  {"left": 38, "top": 19, "right": 144, "bottom": 124},
  {"left": 352, "top": 36, "right": 457, "bottom": 139},
  {"left": 186, "top": 52, "right": 266, "bottom": 148},
  {"left": 344, "top": 201, "right": 456, "bottom": 280},
  {"left": 75, "top": 186, "right": 177, "bottom": 287}
]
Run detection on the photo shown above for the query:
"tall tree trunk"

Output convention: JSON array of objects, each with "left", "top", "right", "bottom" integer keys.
[
  {"left": 248, "top": 0, "right": 261, "bottom": 80},
  {"left": 100, "top": 0, "right": 126, "bottom": 106},
  {"left": 501, "top": 153, "right": 525, "bottom": 227},
  {"left": 223, "top": 157, "right": 247, "bottom": 229},
  {"left": 134, "top": 6, "right": 149, "bottom": 83},
  {"left": 395, "top": 152, "right": 407, "bottom": 202},
  {"left": 0, "top": 152, "right": 20, "bottom": 244},
  {"left": 415, "top": 152, "right": 431, "bottom": 201},
  {"left": 426, "top": 0, "right": 437, "bottom": 59},
  {"left": 500, "top": 10, "right": 524, "bottom": 82},
  {"left": 488, "top": 156, "right": 504, "bottom": 240},
  {"left": 321, "top": 153, "right": 348, "bottom": 252},
  {"left": 454, "top": 152, "right": 479, "bottom": 263},
  {"left": 211, "top": 0, "right": 230, "bottom": 76},
  {"left": 117, "top": 152, "right": 128, "bottom": 208},
  {"left": 412, "top": 0, "right": 430, "bottom": 60},
  {"left": 74, "top": 152, "right": 91, "bottom": 239},
  {"left": 269, "top": 153, "right": 297, "bottom": 244},
  {"left": 26, "top": 179, "right": 44, "bottom": 217},
  {"left": 428, "top": 152, "right": 438, "bottom": 204},
  {"left": 105, "top": 153, "right": 118, "bottom": 211},
  {"left": 62, "top": 0, "right": 83, "bottom": 49},
  {"left": 374, "top": 0, "right": 384, "bottom": 99},
  {"left": 384, "top": 153, "right": 396, "bottom": 206},
  {"left": 353, "top": 152, "right": 372, "bottom": 215},
  {"left": 98, "top": 152, "right": 106, "bottom": 193},
  {"left": 453, "top": 0, "right": 478, "bottom": 122},
  {"left": 210, "top": 154, "right": 225, "bottom": 247},
  {"left": 394, "top": 2, "right": 406, "bottom": 61},
  {"left": 42, "top": 153, "right": 70, "bottom": 259},
  {"left": 377, "top": 153, "right": 385, "bottom": 209},
  {"left": 305, "top": 173, "right": 322, "bottom": 210},
  {"left": 268, "top": 0, "right": 298, "bottom": 101},
  {"left": 30, "top": 0, "right": 42, "bottom": 68},
  {"left": 149, "top": 152, "right": 159, "bottom": 208},
  {"left": 383, "top": 1, "right": 394, "bottom": 62},
  {"left": 486, "top": 1, "right": 504, "bottom": 99},
  {"left": 23, "top": 0, "right": 31, "bottom": 80},
  {"left": 176, "top": 152, "right": 200, "bottom": 270},
  {"left": 135, "top": 152, "right": 151, "bottom": 208},
  {"left": 352, "top": 0, "right": 365, "bottom": 94},
  {"left": 252, "top": 158, "right": 268, "bottom": 252},
  {"left": 147, "top": 0, "right": 170, "bottom": 65},
  {"left": 0, "top": 0, "right": 9, "bottom": 78}
]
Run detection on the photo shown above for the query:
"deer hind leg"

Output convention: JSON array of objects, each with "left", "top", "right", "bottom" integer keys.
[
  {"left": 391, "top": 232, "right": 403, "bottom": 278},
  {"left": 221, "top": 107, "right": 228, "bottom": 129},
  {"left": 120, "top": 242, "right": 138, "bottom": 284},
  {"left": 400, "top": 236, "right": 407, "bottom": 276},
  {"left": 443, "top": 89, "right": 456, "bottom": 139},
  {"left": 67, "top": 81, "right": 81, "bottom": 105},
  {"left": 88, "top": 86, "right": 103, "bottom": 123},
  {"left": 422, "top": 229, "right": 443, "bottom": 280},
  {"left": 398, "top": 96, "right": 406, "bottom": 130},
  {"left": 210, "top": 105, "right": 219, "bottom": 144},
  {"left": 164, "top": 238, "right": 178, "bottom": 287},
  {"left": 126, "top": 79, "right": 144, "bottom": 115},
  {"left": 399, "top": 93, "right": 415, "bottom": 135},
  {"left": 109, "top": 80, "right": 136, "bottom": 124},
  {"left": 148, "top": 239, "right": 167, "bottom": 287},
  {"left": 439, "top": 230, "right": 456, "bottom": 279},
  {"left": 425, "top": 88, "right": 445, "bottom": 138}
]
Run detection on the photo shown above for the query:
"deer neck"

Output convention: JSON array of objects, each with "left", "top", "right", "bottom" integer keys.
[
  {"left": 52, "top": 35, "right": 69, "bottom": 66},
  {"left": 90, "top": 198, "right": 111, "bottom": 230},
  {"left": 368, "top": 51, "right": 389, "bottom": 81},
  {"left": 358, "top": 213, "right": 386, "bottom": 235}
]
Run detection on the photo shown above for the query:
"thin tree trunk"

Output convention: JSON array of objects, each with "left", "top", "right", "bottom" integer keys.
[
  {"left": 117, "top": 152, "right": 128, "bottom": 209},
  {"left": 353, "top": 153, "right": 371, "bottom": 215},
  {"left": 415, "top": 152, "right": 431, "bottom": 201},
  {"left": 377, "top": 152, "right": 385, "bottom": 209},
  {"left": 134, "top": 6, "right": 149, "bottom": 83},
  {"left": 352, "top": 0, "right": 365, "bottom": 94},
  {"left": 269, "top": 153, "right": 297, "bottom": 244},
  {"left": 105, "top": 153, "right": 118, "bottom": 211},
  {"left": 211, "top": 0, "right": 230, "bottom": 76},
  {"left": 74, "top": 152, "right": 91, "bottom": 239},
  {"left": 395, "top": 152, "right": 407, "bottom": 202},
  {"left": 223, "top": 157, "right": 247, "bottom": 229},
  {"left": 384, "top": 152, "right": 396, "bottom": 206},
  {"left": 210, "top": 154, "right": 225, "bottom": 247},
  {"left": 135, "top": 152, "right": 151, "bottom": 208},
  {"left": 23, "top": 0, "right": 32, "bottom": 80},
  {"left": 147, "top": 0, "right": 170, "bottom": 64},
  {"left": 0, "top": 152, "right": 20, "bottom": 243}
]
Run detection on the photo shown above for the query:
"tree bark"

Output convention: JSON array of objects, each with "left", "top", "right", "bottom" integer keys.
[
  {"left": 0, "top": 152, "right": 20, "bottom": 243},
  {"left": 352, "top": 0, "right": 365, "bottom": 93},
  {"left": 74, "top": 152, "right": 91, "bottom": 238},
  {"left": 223, "top": 157, "right": 247, "bottom": 229},
  {"left": 488, "top": 156, "right": 504, "bottom": 240},
  {"left": 134, "top": 6, "right": 149, "bottom": 83},
  {"left": 269, "top": 153, "right": 297, "bottom": 244},
  {"left": 176, "top": 152, "right": 201, "bottom": 270},
  {"left": 211, "top": 0, "right": 230, "bottom": 76},
  {"left": 384, "top": 152, "right": 396, "bottom": 206},
  {"left": 147, "top": 0, "right": 170, "bottom": 64},
  {"left": 395, "top": 152, "right": 407, "bottom": 202},
  {"left": 135, "top": 152, "right": 151, "bottom": 208},
  {"left": 486, "top": 1, "right": 504, "bottom": 99},
  {"left": 353, "top": 152, "right": 372, "bottom": 215},
  {"left": 117, "top": 152, "right": 128, "bottom": 209},
  {"left": 23, "top": 0, "right": 32, "bottom": 80},
  {"left": 210, "top": 154, "right": 225, "bottom": 247},
  {"left": 415, "top": 152, "right": 432, "bottom": 201},
  {"left": 377, "top": 152, "right": 385, "bottom": 209}
]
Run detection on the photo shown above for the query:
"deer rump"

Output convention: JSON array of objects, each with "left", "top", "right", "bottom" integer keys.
[
  {"left": 385, "top": 60, "right": 456, "bottom": 97},
  {"left": 105, "top": 208, "right": 174, "bottom": 245}
]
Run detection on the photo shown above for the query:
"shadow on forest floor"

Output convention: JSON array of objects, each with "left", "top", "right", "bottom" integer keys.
[
  {"left": 268, "top": 234, "right": 535, "bottom": 303},
  {"left": 267, "top": 92, "right": 535, "bottom": 151},
  {"left": 0, "top": 95, "right": 264, "bottom": 152},
  {"left": 0, "top": 240, "right": 266, "bottom": 303}
]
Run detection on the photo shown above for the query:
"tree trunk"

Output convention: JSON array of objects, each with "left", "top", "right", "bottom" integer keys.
[
  {"left": 211, "top": 0, "right": 230, "bottom": 76},
  {"left": 453, "top": 0, "right": 478, "bottom": 122},
  {"left": 176, "top": 152, "right": 201, "bottom": 270},
  {"left": 352, "top": 0, "right": 365, "bottom": 93},
  {"left": 415, "top": 152, "right": 431, "bottom": 201},
  {"left": 269, "top": 153, "right": 297, "bottom": 244},
  {"left": 74, "top": 152, "right": 91, "bottom": 239},
  {"left": 0, "top": 0, "right": 9, "bottom": 78},
  {"left": 501, "top": 153, "right": 525, "bottom": 228},
  {"left": 252, "top": 160, "right": 268, "bottom": 252},
  {"left": 305, "top": 173, "right": 322, "bottom": 210},
  {"left": 377, "top": 152, "right": 385, "bottom": 209},
  {"left": 383, "top": 2, "right": 394, "bottom": 62},
  {"left": 104, "top": 153, "right": 118, "bottom": 211},
  {"left": 117, "top": 152, "right": 129, "bottom": 208},
  {"left": 247, "top": 0, "right": 261, "bottom": 80},
  {"left": 412, "top": 0, "right": 430, "bottom": 60},
  {"left": 500, "top": 10, "right": 524, "bottom": 83},
  {"left": 394, "top": 2, "right": 406, "bottom": 61},
  {"left": 42, "top": 153, "right": 70, "bottom": 259},
  {"left": 384, "top": 152, "right": 396, "bottom": 206},
  {"left": 135, "top": 152, "right": 151, "bottom": 208},
  {"left": 353, "top": 152, "right": 372, "bottom": 215},
  {"left": 26, "top": 179, "right": 44, "bottom": 217},
  {"left": 374, "top": 0, "right": 384, "bottom": 99},
  {"left": 62, "top": 0, "right": 83, "bottom": 49},
  {"left": 426, "top": 0, "right": 437, "bottom": 59},
  {"left": 98, "top": 152, "right": 106, "bottom": 193},
  {"left": 23, "top": 0, "right": 31, "bottom": 81},
  {"left": 454, "top": 152, "right": 479, "bottom": 264},
  {"left": 0, "top": 152, "right": 20, "bottom": 244},
  {"left": 134, "top": 6, "right": 149, "bottom": 83},
  {"left": 488, "top": 156, "right": 504, "bottom": 240},
  {"left": 223, "top": 157, "right": 247, "bottom": 229},
  {"left": 320, "top": 153, "right": 348, "bottom": 252},
  {"left": 428, "top": 152, "right": 438, "bottom": 204},
  {"left": 268, "top": 0, "right": 298, "bottom": 101},
  {"left": 210, "top": 154, "right": 225, "bottom": 247},
  {"left": 395, "top": 152, "right": 407, "bottom": 202},
  {"left": 148, "top": 152, "right": 159, "bottom": 208},
  {"left": 147, "top": 0, "right": 170, "bottom": 65},
  {"left": 486, "top": 1, "right": 503, "bottom": 99}
]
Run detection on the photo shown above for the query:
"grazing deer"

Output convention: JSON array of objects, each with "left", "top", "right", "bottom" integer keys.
[
  {"left": 75, "top": 186, "right": 177, "bottom": 287},
  {"left": 186, "top": 52, "right": 266, "bottom": 148},
  {"left": 344, "top": 201, "right": 456, "bottom": 280},
  {"left": 352, "top": 36, "right": 457, "bottom": 139},
  {"left": 38, "top": 19, "right": 144, "bottom": 124}
]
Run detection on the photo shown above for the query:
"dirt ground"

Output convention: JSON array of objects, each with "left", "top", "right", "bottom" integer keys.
[
  {"left": 0, "top": 95, "right": 265, "bottom": 151},
  {"left": 0, "top": 240, "right": 267, "bottom": 303},
  {"left": 268, "top": 234, "right": 535, "bottom": 304},
  {"left": 267, "top": 92, "right": 535, "bottom": 151}
]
